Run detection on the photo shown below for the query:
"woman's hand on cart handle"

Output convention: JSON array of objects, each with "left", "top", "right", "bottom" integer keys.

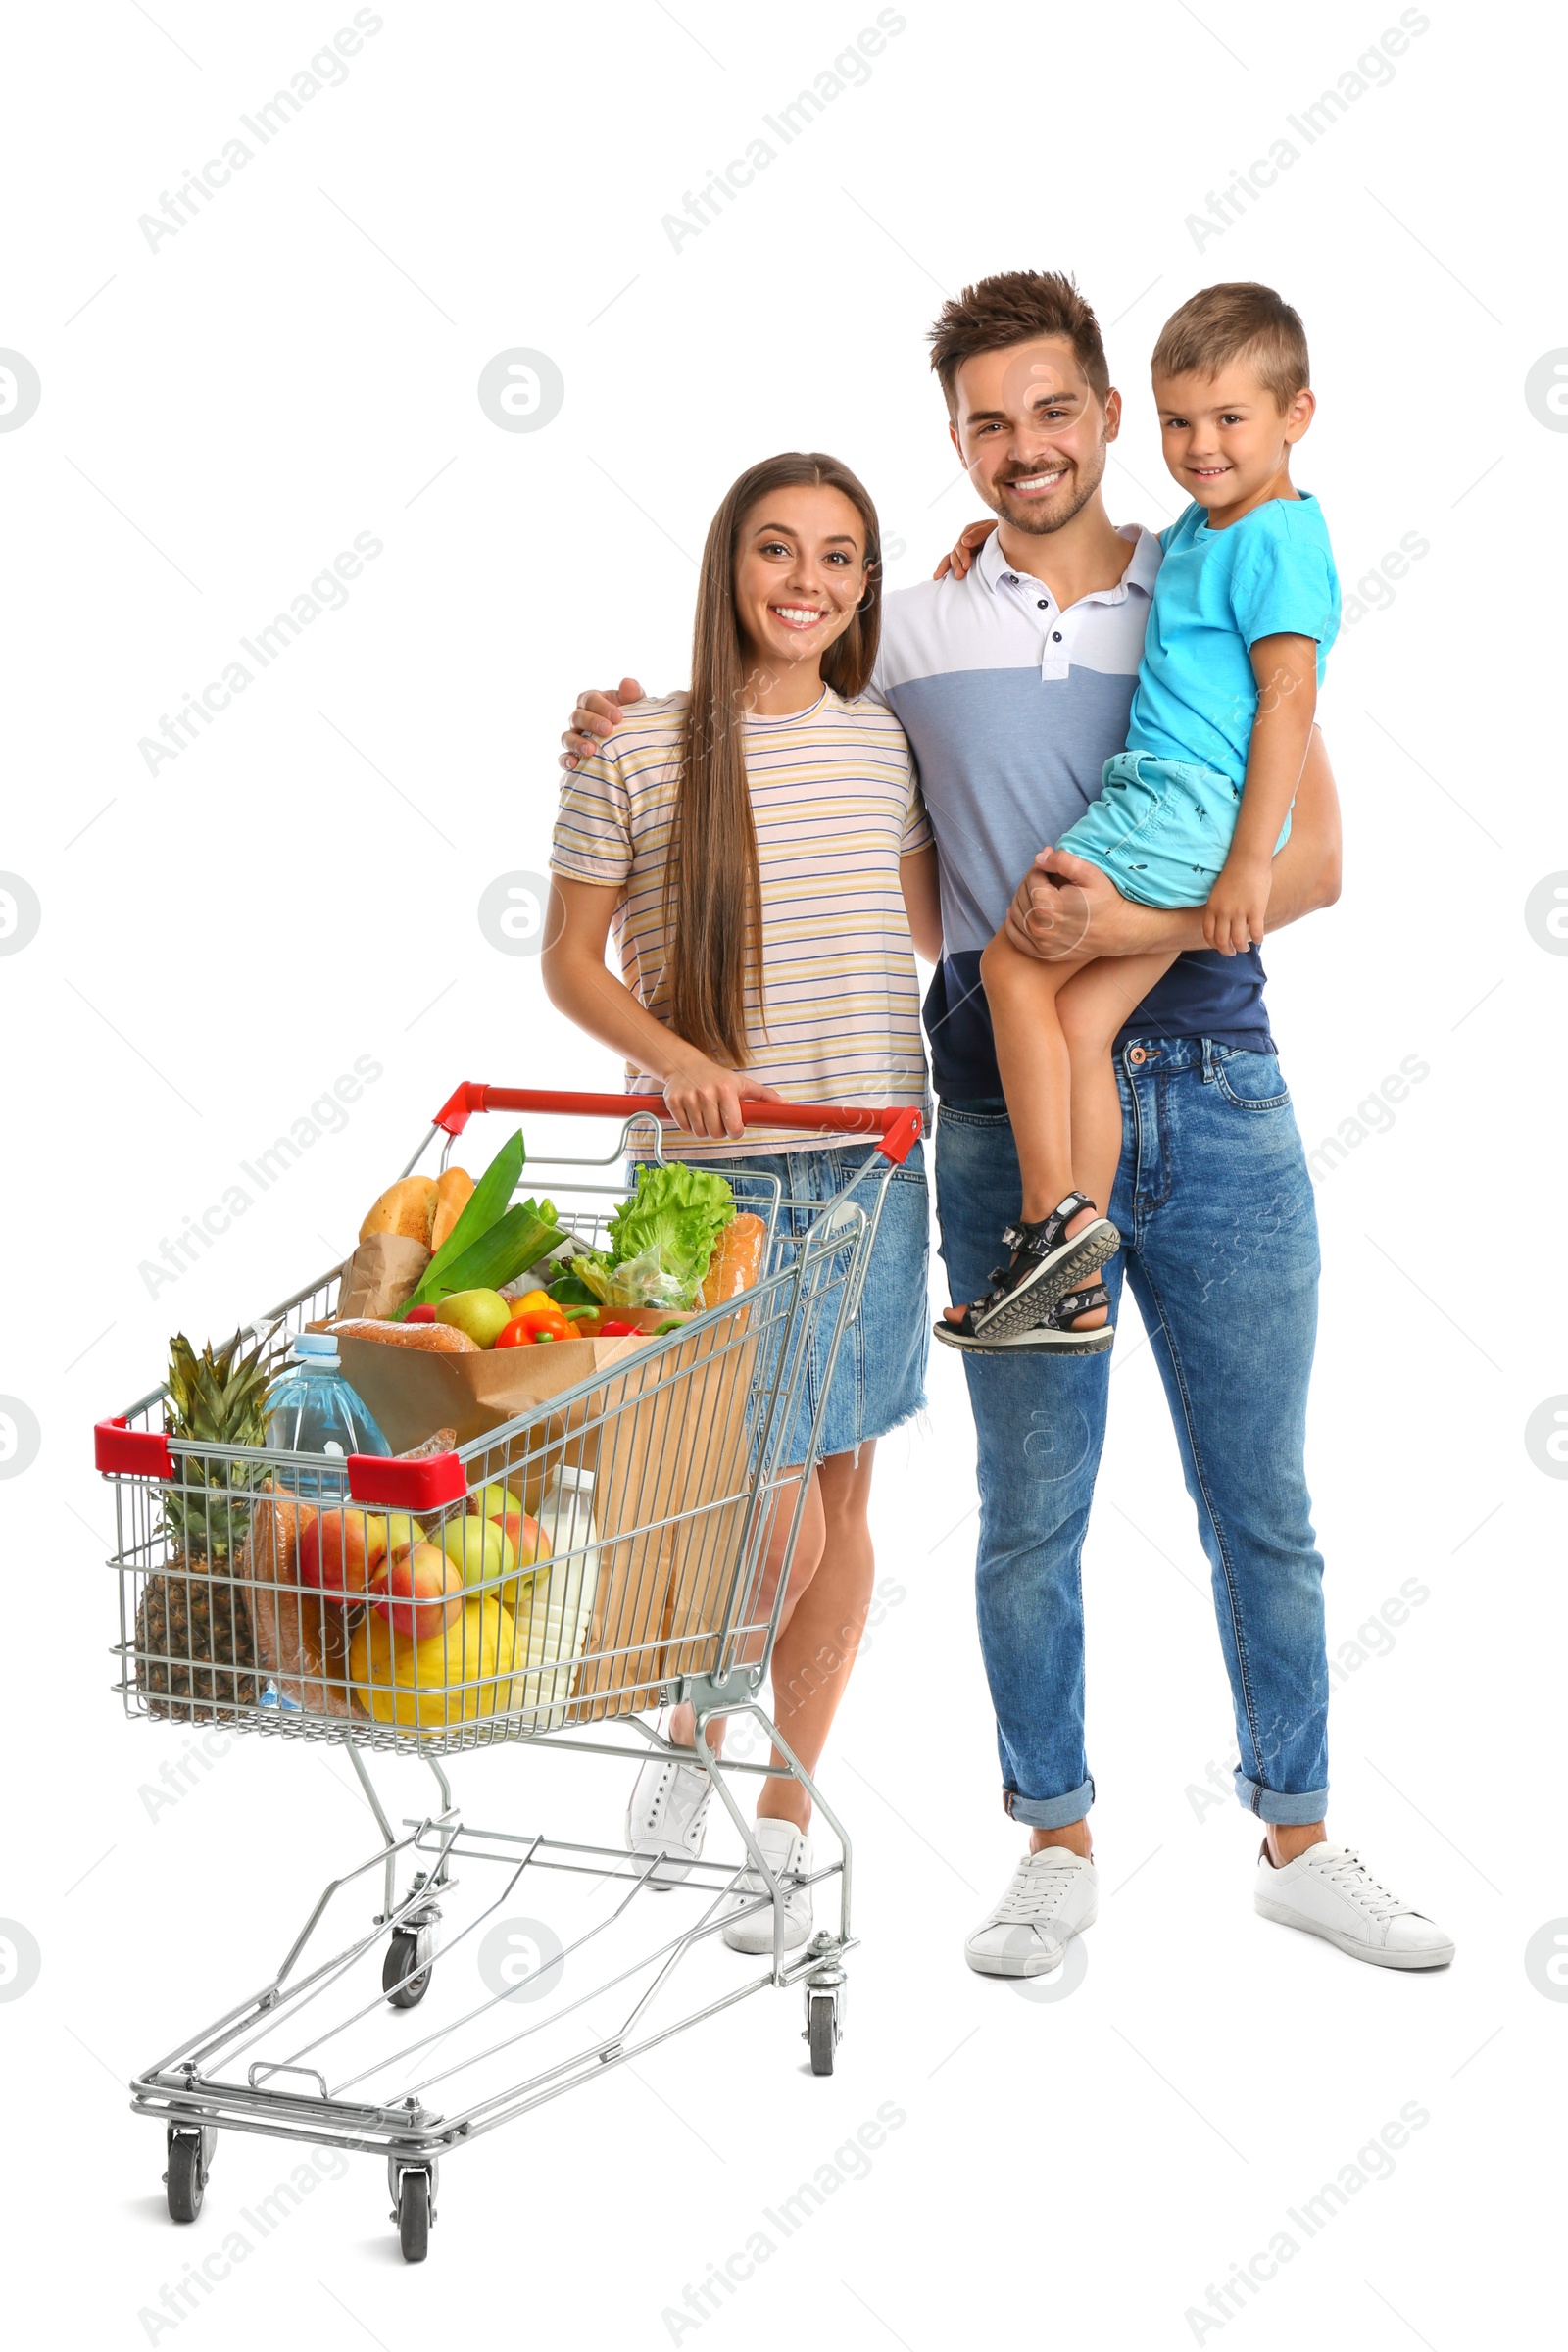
[
  {"left": 561, "top": 677, "right": 646, "bottom": 771},
  {"left": 663, "top": 1055, "right": 786, "bottom": 1141}
]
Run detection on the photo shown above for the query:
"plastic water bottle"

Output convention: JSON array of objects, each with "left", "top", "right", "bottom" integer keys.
[{"left": 266, "top": 1331, "right": 390, "bottom": 1499}]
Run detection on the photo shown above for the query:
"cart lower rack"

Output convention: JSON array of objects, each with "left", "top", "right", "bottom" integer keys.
[{"left": 100, "top": 1085, "right": 918, "bottom": 2259}]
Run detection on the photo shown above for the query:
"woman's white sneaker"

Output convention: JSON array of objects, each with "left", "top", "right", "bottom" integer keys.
[
  {"left": 1254, "top": 1842, "right": 1455, "bottom": 1968},
  {"left": 626, "top": 1731, "right": 712, "bottom": 1890},
  {"left": 965, "top": 1847, "right": 1099, "bottom": 1977},
  {"left": 721, "top": 1818, "right": 813, "bottom": 1954}
]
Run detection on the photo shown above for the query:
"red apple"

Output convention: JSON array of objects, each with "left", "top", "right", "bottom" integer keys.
[
  {"left": 368, "top": 1542, "right": 465, "bottom": 1642},
  {"left": 299, "top": 1507, "right": 391, "bottom": 1598},
  {"left": 497, "top": 1511, "right": 550, "bottom": 1575}
]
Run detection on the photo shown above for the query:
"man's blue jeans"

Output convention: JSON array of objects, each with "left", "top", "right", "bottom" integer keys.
[{"left": 934, "top": 1037, "right": 1330, "bottom": 1828}]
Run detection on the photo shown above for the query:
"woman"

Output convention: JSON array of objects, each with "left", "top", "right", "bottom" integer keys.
[{"left": 543, "top": 451, "right": 941, "bottom": 1950}]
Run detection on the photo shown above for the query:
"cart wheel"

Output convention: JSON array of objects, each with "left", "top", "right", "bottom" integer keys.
[
  {"left": 384, "top": 1929, "right": 432, "bottom": 2008},
  {"left": 807, "top": 1986, "right": 840, "bottom": 2077},
  {"left": 397, "top": 2167, "right": 432, "bottom": 2263},
  {"left": 165, "top": 2131, "right": 205, "bottom": 2223}
]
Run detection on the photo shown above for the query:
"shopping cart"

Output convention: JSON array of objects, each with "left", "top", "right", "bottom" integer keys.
[{"left": 98, "top": 1084, "right": 921, "bottom": 2260}]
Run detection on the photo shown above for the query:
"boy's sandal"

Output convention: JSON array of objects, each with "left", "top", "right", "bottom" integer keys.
[
  {"left": 958, "top": 1192, "right": 1121, "bottom": 1342},
  {"left": 935, "top": 1280, "right": 1115, "bottom": 1355}
]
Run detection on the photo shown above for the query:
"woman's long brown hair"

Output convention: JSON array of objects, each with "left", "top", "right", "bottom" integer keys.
[{"left": 664, "top": 451, "right": 883, "bottom": 1067}]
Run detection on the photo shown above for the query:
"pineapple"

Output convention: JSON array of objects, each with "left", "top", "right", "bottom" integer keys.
[{"left": 137, "top": 1325, "right": 282, "bottom": 1723}]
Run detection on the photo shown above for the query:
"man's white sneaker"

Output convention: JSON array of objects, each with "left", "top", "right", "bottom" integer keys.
[
  {"left": 964, "top": 1847, "right": 1099, "bottom": 1978},
  {"left": 626, "top": 1731, "right": 712, "bottom": 1890},
  {"left": 721, "top": 1818, "right": 813, "bottom": 1954},
  {"left": 1254, "top": 1841, "right": 1455, "bottom": 1969}
]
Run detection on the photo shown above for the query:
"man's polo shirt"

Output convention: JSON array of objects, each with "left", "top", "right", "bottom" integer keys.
[{"left": 869, "top": 521, "right": 1275, "bottom": 1101}]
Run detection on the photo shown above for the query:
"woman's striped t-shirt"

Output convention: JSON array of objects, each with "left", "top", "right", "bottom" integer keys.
[{"left": 550, "top": 685, "right": 933, "bottom": 1156}]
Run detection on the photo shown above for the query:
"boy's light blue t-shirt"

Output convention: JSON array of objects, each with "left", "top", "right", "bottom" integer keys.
[{"left": 1125, "top": 492, "right": 1340, "bottom": 788}]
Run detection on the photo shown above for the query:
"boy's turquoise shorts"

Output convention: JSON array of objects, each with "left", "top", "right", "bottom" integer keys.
[{"left": 1056, "top": 750, "right": 1292, "bottom": 911}]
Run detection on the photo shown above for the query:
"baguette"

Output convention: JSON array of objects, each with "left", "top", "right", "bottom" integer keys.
[
  {"left": 430, "top": 1166, "right": 474, "bottom": 1252},
  {"left": 332, "top": 1317, "right": 479, "bottom": 1354},
  {"left": 702, "top": 1212, "right": 766, "bottom": 1305}
]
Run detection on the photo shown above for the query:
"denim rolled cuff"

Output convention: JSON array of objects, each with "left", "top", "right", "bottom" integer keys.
[
  {"left": 1234, "top": 1769, "right": 1329, "bottom": 1825},
  {"left": 1004, "top": 1776, "right": 1095, "bottom": 1830}
]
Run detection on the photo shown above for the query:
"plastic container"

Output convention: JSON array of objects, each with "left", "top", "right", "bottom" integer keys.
[
  {"left": 265, "top": 1331, "right": 390, "bottom": 1499},
  {"left": 537, "top": 1465, "right": 600, "bottom": 1630},
  {"left": 515, "top": 1464, "right": 601, "bottom": 1727}
]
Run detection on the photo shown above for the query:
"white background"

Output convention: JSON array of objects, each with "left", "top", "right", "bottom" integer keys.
[{"left": 3, "top": 2, "right": 1565, "bottom": 2344}]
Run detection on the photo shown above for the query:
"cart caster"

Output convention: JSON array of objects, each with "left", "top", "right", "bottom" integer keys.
[
  {"left": 164, "top": 2128, "right": 210, "bottom": 2223},
  {"left": 384, "top": 1928, "right": 433, "bottom": 2008},
  {"left": 806, "top": 1983, "right": 842, "bottom": 2077},
  {"left": 390, "top": 2164, "right": 435, "bottom": 2263}
]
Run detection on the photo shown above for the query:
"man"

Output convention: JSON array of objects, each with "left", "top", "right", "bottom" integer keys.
[{"left": 559, "top": 270, "right": 1453, "bottom": 1977}]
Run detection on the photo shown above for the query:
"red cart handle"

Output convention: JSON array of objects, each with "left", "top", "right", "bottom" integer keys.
[{"left": 431, "top": 1085, "right": 922, "bottom": 1164}]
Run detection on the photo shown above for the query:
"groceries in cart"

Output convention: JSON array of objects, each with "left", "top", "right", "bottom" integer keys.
[
  {"left": 340, "top": 1141, "right": 768, "bottom": 1348},
  {"left": 336, "top": 1125, "right": 762, "bottom": 1346},
  {"left": 339, "top": 1126, "right": 570, "bottom": 1328},
  {"left": 126, "top": 1128, "right": 770, "bottom": 1738}
]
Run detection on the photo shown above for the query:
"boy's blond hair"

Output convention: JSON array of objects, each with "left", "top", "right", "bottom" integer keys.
[{"left": 1151, "top": 283, "right": 1309, "bottom": 411}]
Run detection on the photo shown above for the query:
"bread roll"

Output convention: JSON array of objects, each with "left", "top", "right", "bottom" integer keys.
[
  {"left": 430, "top": 1166, "right": 474, "bottom": 1252},
  {"left": 702, "top": 1213, "right": 766, "bottom": 1305},
  {"left": 332, "top": 1317, "right": 479, "bottom": 1354},
  {"left": 359, "top": 1176, "right": 438, "bottom": 1246}
]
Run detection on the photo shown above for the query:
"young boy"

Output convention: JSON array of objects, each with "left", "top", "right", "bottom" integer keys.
[{"left": 938, "top": 281, "right": 1341, "bottom": 1354}]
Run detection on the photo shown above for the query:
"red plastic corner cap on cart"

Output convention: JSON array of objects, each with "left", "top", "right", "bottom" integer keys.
[
  {"left": 430, "top": 1084, "right": 922, "bottom": 1163},
  {"left": 94, "top": 1417, "right": 175, "bottom": 1479},
  {"left": 346, "top": 1449, "right": 466, "bottom": 1511}
]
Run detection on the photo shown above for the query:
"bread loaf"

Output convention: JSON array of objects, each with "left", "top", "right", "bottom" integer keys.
[
  {"left": 702, "top": 1213, "right": 766, "bottom": 1305},
  {"left": 359, "top": 1176, "right": 439, "bottom": 1246},
  {"left": 331, "top": 1317, "right": 479, "bottom": 1355},
  {"left": 430, "top": 1166, "right": 474, "bottom": 1252}
]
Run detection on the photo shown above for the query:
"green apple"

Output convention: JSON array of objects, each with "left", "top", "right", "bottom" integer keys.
[
  {"left": 435, "top": 1288, "right": 514, "bottom": 1348},
  {"left": 438, "top": 1512, "right": 509, "bottom": 1595}
]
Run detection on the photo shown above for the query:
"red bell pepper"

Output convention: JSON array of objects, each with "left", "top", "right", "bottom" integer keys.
[{"left": 495, "top": 1308, "right": 574, "bottom": 1348}]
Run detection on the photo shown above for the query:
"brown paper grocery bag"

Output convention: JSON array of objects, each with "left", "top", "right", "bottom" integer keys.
[
  {"left": 572, "top": 1303, "right": 760, "bottom": 1720},
  {"left": 245, "top": 1487, "right": 363, "bottom": 1719},
  {"left": 332, "top": 1331, "right": 644, "bottom": 1452},
  {"left": 336, "top": 1234, "right": 430, "bottom": 1320}
]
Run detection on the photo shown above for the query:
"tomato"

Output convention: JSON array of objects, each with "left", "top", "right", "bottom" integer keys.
[
  {"left": 495, "top": 1308, "right": 574, "bottom": 1348},
  {"left": 596, "top": 1319, "right": 638, "bottom": 1337},
  {"left": 404, "top": 1303, "right": 437, "bottom": 1324}
]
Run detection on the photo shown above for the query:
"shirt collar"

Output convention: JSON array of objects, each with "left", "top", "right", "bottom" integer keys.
[
  {"left": 976, "top": 518, "right": 1159, "bottom": 605},
  {"left": 743, "top": 683, "right": 834, "bottom": 728}
]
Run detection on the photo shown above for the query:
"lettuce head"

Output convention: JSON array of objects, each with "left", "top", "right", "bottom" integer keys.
[{"left": 604, "top": 1163, "right": 736, "bottom": 1301}]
